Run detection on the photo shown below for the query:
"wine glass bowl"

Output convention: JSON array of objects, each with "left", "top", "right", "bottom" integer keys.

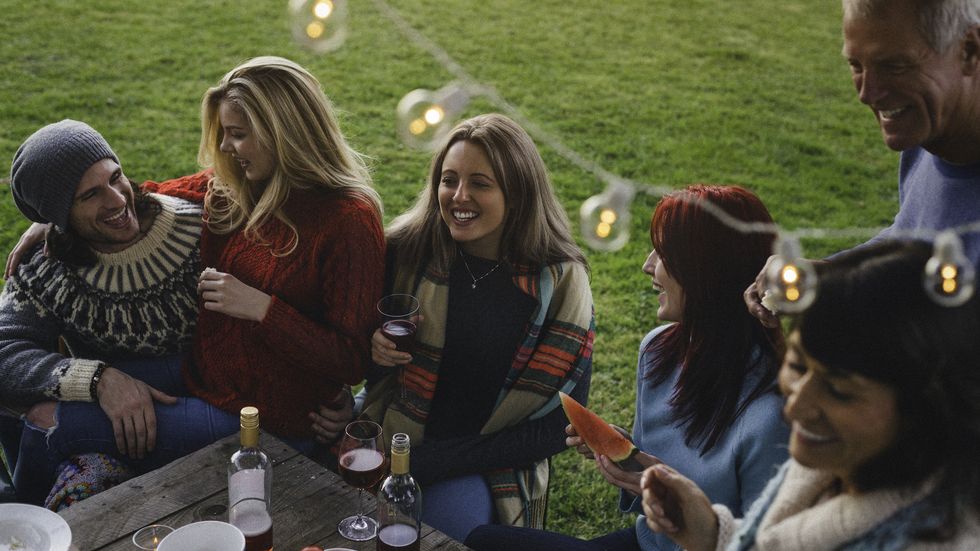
[
  {"left": 337, "top": 420, "right": 386, "bottom": 541},
  {"left": 377, "top": 294, "right": 419, "bottom": 353}
]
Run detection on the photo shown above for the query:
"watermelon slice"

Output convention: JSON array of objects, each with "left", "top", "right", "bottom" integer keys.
[{"left": 559, "top": 391, "right": 642, "bottom": 471}]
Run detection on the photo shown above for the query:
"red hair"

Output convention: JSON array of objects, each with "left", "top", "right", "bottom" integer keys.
[{"left": 646, "top": 184, "right": 783, "bottom": 453}]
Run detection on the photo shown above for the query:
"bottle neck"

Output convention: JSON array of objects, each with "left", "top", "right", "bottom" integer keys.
[
  {"left": 241, "top": 425, "right": 259, "bottom": 449},
  {"left": 391, "top": 450, "right": 410, "bottom": 475}
]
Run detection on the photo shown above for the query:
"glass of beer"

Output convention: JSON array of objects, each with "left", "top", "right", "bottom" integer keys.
[{"left": 337, "top": 420, "right": 387, "bottom": 541}]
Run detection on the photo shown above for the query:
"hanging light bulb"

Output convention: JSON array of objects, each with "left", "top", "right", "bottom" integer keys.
[
  {"left": 923, "top": 230, "right": 975, "bottom": 307},
  {"left": 580, "top": 181, "right": 634, "bottom": 252},
  {"left": 763, "top": 235, "right": 817, "bottom": 314},
  {"left": 396, "top": 83, "right": 470, "bottom": 150},
  {"left": 288, "top": 0, "right": 348, "bottom": 53}
]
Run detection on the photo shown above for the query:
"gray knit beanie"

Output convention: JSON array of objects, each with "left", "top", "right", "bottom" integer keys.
[{"left": 10, "top": 119, "right": 119, "bottom": 231}]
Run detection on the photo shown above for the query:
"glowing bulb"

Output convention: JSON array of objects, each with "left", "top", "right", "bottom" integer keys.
[
  {"left": 396, "top": 83, "right": 470, "bottom": 150},
  {"left": 289, "top": 0, "right": 348, "bottom": 53},
  {"left": 763, "top": 235, "right": 817, "bottom": 314},
  {"left": 306, "top": 21, "right": 324, "bottom": 39},
  {"left": 424, "top": 106, "right": 445, "bottom": 125},
  {"left": 785, "top": 286, "right": 800, "bottom": 302},
  {"left": 781, "top": 265, "right": 799, "bottom": 285},
  {"left": 408, "top": 119, "right": 427, "bottom": 136},
  {"left": 942, "top": 278, "right": 957, "bottom": 294},
  {"left": 313, "top": 0, "right": 333, "bottom": 18},
  {"left": 924, "top": 231, "right": 975, "bottom": 307},
  {"left": 599, "top": 208, "right": 617, "bottom": 225},
  {"left": 580, "top": 181, "right": 634, "bottom": 252}
]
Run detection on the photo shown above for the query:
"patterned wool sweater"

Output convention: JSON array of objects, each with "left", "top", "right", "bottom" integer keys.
[{"left": 0, "top": 194, "right": 202, "bottom": 407}]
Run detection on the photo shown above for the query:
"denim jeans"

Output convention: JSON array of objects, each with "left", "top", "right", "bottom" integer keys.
[
  {"left": 421, "top": 474, "right": 495, "bottom": 542},
  {"left": 14, "top": 356, "right": 313, "bottom": 504},
  {"left": 465, "top": 525, "right": 641, "bottom": 551}
]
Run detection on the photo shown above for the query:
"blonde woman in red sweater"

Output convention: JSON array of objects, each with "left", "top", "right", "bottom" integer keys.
[{"left": 13, "top": 57, "right": 384, "bottom": 497}]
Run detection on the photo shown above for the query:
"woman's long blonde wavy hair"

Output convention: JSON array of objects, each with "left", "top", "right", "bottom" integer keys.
[{"left": 199, "top": 56, "right": 382, "bottom": 255}]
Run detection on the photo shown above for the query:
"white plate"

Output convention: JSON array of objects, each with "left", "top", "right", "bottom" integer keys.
[{"left": 0, "top": 504, "right": 72, "bottom": 551}]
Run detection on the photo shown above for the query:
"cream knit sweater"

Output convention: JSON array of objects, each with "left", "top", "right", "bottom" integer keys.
[{"left": 713, "top": 460, "right": 980, "bottom": 550}]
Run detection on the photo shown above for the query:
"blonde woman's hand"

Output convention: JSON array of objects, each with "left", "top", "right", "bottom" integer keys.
[
  {"left": 641, "top": 464, "right": 718, "bottom": 551},
  {"left": 371, "top": 328, "right": 412, "bottom": 366},
  {"left": 198, "top": 269, "right": 272, "bottom": 321},
  {"left": 5, "top": 222, "right": 50, "bottom": 278}
]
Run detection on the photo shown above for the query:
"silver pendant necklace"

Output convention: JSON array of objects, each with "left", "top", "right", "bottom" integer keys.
[{"left": 459, "top": 250, "right": 500, "bottom": 289}]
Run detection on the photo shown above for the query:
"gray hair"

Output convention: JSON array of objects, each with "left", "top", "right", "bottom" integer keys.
[{"left": 843, "top": 0, "right": 980, "bottom": 53}]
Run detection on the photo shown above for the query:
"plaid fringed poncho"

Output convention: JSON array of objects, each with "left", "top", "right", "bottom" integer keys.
[{"left": 362, "top": 258, "right": 594, "bottom": 528}]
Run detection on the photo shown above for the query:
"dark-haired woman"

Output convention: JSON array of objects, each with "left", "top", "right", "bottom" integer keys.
[
  {"left": 467, "top": 185, "right": 788, "bottom": 551},
  {"left": 641, "top": 240, "right": 980, "bottom": 550}
]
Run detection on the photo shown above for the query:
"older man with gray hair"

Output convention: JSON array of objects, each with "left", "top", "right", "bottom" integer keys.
[{"left": 746, "top": 0, "right": 980, "bottom": 326}]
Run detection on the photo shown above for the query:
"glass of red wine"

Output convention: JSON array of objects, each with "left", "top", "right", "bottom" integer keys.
[
  {"left": 377, "top": 294, "right": 420, "bottom": 398},
  {"left": 338, "top": 420, "right": 387, "bottom": 541},
  {"left": 377, "top": 294, "right": 419, "bottom": 352}
]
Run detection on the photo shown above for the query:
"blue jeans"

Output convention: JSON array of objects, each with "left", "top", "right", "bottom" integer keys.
[
  {"left": 14, "top": 356, "right": 313, "bottom": 504},
  {"left": 422, "top": 474, "right": 495, "bottom": 542},
  {"left": 465, "top": 525, "right": 640, "bottom": 551}
]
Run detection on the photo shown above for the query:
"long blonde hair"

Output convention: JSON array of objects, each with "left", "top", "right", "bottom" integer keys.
[
  {"left": 387, "top": 113, "right": 586, "bottom": 275},
  {"left": 199, "top": 56, "right": 382, "bottom": 255}
]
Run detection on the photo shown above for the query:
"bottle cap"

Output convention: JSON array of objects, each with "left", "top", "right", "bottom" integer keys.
[
  {"left": 391, "top": 433, "right": 410, "bottom": 453},
  {"left": 240, "top": 406, "right": 259, "bottom": 429}
]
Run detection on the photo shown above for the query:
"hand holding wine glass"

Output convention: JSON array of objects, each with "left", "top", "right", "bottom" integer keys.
[
  {"left": 376, "top": 294, "right": 419, "bottom": 355},
  {"left": 337, "top": 420, "right": 387, "bottom": 541}
]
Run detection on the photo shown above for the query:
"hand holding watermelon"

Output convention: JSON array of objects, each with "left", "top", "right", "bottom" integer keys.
[{"left": 559, "top": 392, "right": 642, "bottom": 471}]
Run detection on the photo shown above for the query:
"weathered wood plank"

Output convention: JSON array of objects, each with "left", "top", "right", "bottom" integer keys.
[
  {"left": 60, "top": 432, "right": 470, "bottom": 550},
  {"left": 60, "top": 432, "right": 299, "bottom": 550}
]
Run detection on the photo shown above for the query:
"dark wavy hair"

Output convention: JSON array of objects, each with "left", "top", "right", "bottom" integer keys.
[
  {"left": 644, "top": 184, "right": 783, "bottom": 454},
  {"left": 797, "top": 239, "right": 980, "bottom": 539}
]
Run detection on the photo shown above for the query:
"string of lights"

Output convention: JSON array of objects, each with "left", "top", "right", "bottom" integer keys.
[
  {"left": 353, "top": 0, "right": 979, "bottom": 309},
  {"left": 3, "top": 1, "right": 972, "bottom": 312}
]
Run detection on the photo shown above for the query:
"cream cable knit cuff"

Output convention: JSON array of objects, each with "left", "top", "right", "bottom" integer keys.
[{"left": 60, "top": 358, "right": 104, "bottom": 401}]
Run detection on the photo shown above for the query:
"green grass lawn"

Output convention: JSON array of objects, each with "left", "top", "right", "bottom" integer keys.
[{"left": 0, "top": 0, "right": 898, "bottom": 538}]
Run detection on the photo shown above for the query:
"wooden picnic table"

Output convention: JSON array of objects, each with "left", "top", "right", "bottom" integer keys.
[{"left": 58, "top": 431, "right": 471, "bottom": 550}]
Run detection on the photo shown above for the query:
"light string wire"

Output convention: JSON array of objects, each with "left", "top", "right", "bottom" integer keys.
[
  {"left": 371, "top": 0, "right": 980, "bottom": 249},
  {"left": 370, "top": 0, "right": 980, "bottom": 307}
]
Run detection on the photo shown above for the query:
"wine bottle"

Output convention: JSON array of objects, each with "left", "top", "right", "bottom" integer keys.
[
  {"left": 228, "top": 406, "right": 274, "bottom": 551},
  {"left": 376, "top": 433, "right": 421, "bottom": 551}
]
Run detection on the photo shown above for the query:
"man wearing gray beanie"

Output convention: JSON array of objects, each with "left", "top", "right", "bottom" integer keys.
[
  {"left": 0, "top": 120, "right": 203, "bottom": 504},
  {"left": 10, "top": 119, "right": 119, "bottom": 232}
]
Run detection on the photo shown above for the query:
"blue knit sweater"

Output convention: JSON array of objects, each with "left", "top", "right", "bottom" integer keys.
[
  {"left": 869, "top": 147, "right": 980, "bottom": 266},
  {"left": 623, "top": 324, "right": 789, "bottom": 551}
]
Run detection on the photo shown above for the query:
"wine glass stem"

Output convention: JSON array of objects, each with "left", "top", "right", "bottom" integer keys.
[{"left": 356, "top": 488, "right": 365, "bottom": 526}]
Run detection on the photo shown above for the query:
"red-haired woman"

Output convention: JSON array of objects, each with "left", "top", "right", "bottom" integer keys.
[{"left": 466, "top": 185, "right": 788, "bottom": 551}]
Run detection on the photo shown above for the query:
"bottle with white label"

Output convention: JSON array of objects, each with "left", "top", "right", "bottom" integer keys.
[
  {"left": 376, "top": 433, "right": 421, "bottom": 551},
  {"left": 229, "top": 406, "right": 274, "bottom": 551}
]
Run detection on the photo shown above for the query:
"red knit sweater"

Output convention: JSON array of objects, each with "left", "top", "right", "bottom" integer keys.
[{"left": 144, "top": 171, "right": 384, "bottom": 437}]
